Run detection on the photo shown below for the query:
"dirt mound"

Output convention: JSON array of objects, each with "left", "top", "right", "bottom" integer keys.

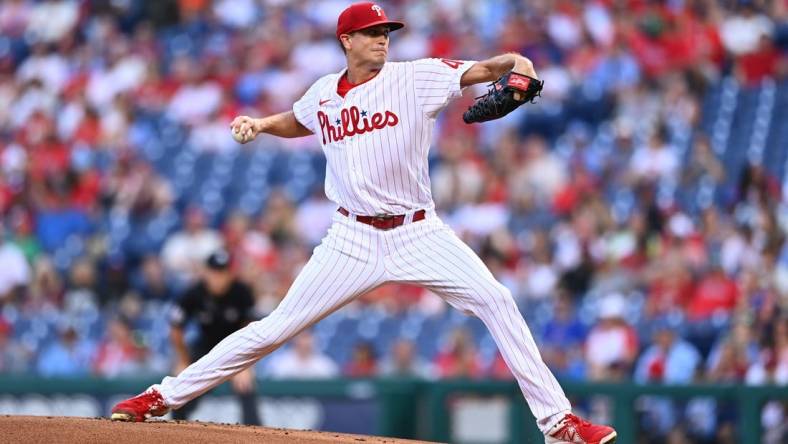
[{"left": 1, "top": 416, "right": 438, "bottom": 444}]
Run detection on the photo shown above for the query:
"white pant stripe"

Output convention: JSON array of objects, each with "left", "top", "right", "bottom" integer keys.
[
  {"left": 384, "top": 218, "right": 569, "bottom": 420},
  {"left": 156, "top": 214, "right": 569, "bottom": 427}
]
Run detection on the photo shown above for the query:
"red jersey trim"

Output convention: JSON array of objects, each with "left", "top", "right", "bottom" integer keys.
[{"left": 337, "top": 70, "right": 380, "bottom": 97}]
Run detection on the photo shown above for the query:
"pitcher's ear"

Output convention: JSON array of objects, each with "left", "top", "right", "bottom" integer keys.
[{"left": 339, "top": 34, "right": 352, "bottom": 53}]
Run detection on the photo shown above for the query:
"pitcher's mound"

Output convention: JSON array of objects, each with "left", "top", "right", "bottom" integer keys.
[{"left": 0, "top": 416, "right": 437, "bottom": 444}]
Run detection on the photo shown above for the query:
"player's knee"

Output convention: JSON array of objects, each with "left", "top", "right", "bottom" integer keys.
[
  {"left": 485, "top": 284, "right": 516, "bottom": 308},
  {"left": 245, "top": 317, "right": 286, "bottom": 349},
  {"left": 467, "top": 283, "right": 514, "bottom": 310},
  {"left": 246, "top": 311, "right": 304, "bottom": 350}
]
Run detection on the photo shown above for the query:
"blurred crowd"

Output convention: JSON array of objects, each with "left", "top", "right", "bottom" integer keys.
[{"left": 0, "top": 0, "right": 787, "bottom": 442}]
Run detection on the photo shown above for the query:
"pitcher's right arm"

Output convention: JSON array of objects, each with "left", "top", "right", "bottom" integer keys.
[{"left": 230, "top": 111, "right": 312, "bottom": 142}]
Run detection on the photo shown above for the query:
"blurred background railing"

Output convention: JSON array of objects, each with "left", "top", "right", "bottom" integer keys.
[{"left": 0, "top": 376, "right": 786, "bottom": 444}]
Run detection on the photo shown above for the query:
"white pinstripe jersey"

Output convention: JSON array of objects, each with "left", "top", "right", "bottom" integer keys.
[{"left": 292, "top": 58, "right": 476, "bottom": 216}]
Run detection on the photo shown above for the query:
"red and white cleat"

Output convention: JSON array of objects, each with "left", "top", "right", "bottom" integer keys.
[
  {"left": 545, "top": 413, "right": 617, "bottom": 444},
  {"left": 110, "top": 387, "right": 170, "bottom": 422}
]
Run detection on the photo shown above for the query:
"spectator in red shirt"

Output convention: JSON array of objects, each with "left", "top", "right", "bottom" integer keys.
[
  {"left": 433, "top": 327, "right": 483, "bottom": 379},
  {"left": 645, "top": 261, "right": 694, "bottom": 318},
  {"left": 487, "top": 351, "right": 513, "bottom": 380},
  {"left": 686, "top": 265, "right": 739, "bottom": 321},
  {"left": 344, "top": 341, "right": 377, "bottom": 378},
  {"left": 585, "top": 293, "right": 639, "bottom": 380},
  {"left": 93, "top": 317, "right": 147, "bottom": 377},
  {"left": 737, "top": 34, "right": 784, "bottom": 87},
  {"left": 24, "top": 112, "right": 71, "bottom": 184}
]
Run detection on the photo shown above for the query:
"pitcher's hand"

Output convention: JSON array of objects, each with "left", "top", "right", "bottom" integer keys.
[{"left": 230, "top": 116, "right": 261, "bottom": 144}]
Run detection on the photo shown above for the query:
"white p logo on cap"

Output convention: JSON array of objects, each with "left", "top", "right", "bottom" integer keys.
[{"left": 371, "top": 5, "right": 383, "bottom": 16}]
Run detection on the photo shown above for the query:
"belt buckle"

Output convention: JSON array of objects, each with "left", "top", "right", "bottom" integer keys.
[{"left": 372, "top": 214, "right": 394, "bottom": 230}]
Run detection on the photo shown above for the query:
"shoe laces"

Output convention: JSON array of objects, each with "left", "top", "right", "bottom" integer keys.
[{"left": 140, "top": 389, "right": 165, "bottom": 409}]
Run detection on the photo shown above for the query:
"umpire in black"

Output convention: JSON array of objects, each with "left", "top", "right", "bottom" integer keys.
[{"left": 168, "top": 249, "right": 261, "bottom": 424}]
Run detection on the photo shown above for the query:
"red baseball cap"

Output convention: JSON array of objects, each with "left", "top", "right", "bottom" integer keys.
[{"left": 336, "top": 2, "right": 405, "bottom": 39}]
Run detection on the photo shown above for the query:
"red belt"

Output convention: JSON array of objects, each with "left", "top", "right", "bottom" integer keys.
[{"left": 338, "top": 207, "right": 426, "bottom": 230}]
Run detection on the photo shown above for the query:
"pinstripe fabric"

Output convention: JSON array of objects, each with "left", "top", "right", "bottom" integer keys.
[
  {"left": 154, "top": 57, "right": 571, "bottom": 429},
  {"left": 157, "top": 213, "right": 386, "bottom": 407},
  {"left": 156, "top": 213, "right": 571, "bottom": 426},
  {"left": 380, "top": 215, "right": 571, "bottom": 422},
  {"left": 292, "top": 58, "right": 475, "bottom": 216}
]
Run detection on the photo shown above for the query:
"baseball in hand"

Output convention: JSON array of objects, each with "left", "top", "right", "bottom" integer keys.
[
  {"left": 230, "top": 116, "right": 258, "bottom": 143},
  {"left": 231, "top": 127, "right": 248, "bottom": 144}
]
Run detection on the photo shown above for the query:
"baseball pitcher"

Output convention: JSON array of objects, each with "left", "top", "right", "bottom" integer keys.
[{"left": 111, "top": 3, "right": 615, "bottom": 443}]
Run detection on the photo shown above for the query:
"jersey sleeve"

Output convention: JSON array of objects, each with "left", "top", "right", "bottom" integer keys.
[
  {"left": 412, "top": 58, "right": 477, "bottom": 118},
  {"left": 292, "top": 78, "right": 327, "bottom": 134}
]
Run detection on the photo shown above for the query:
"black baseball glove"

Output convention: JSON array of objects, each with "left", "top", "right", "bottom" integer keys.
[{"left": 462, "top": 71, "right": 544, "bottom": 124}]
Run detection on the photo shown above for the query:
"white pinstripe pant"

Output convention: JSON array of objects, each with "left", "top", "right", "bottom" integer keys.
[{"left": 156, "top": 211, "right": 570, "bottom": 428}]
